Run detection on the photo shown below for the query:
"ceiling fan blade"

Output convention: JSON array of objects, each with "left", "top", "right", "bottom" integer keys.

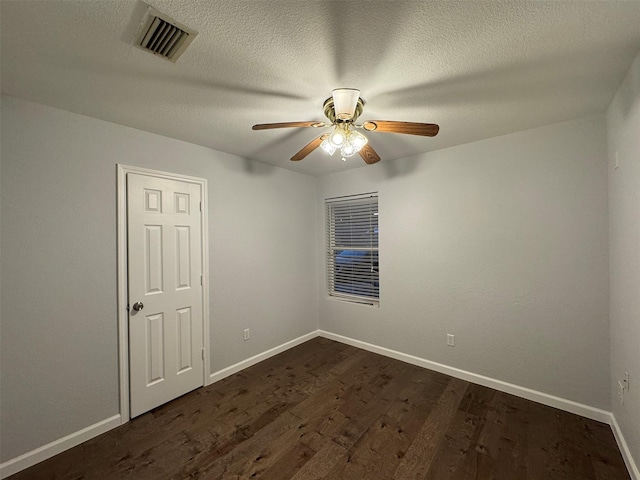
[
  {"left": 359, "top": 144, "right": 381, "bottom": 165},
  {"left": 362, "top": 121, "right": 439, "bottom": 137},
  {"left": 252, "top": 121, "right": 326, "bottom": 130},
  {"left": 291, "top": 134, "right": 329, "bottom": 161}
]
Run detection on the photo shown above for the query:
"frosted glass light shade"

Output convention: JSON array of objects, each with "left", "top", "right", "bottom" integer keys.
[
  {"left": 328, "top": 128, "right": 346, "bottom": 148},
  {"left": 320, "top": 138, "right": 336, "bottom": 155},
  {"left": 350, "top": 131, "right": 368, "bottom": 151},
  {"left": 332, "top": 88, "right": 360, "bottom": 120},
  {"left": 341, "top": 142, "right": 356, "bottom": 157}
]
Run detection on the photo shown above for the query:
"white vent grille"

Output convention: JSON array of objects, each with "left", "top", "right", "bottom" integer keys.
[{"left": 134, "top": 7, "right": 197, "bottom": 63}]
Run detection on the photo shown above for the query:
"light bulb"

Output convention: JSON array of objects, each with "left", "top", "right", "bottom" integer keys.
[
  {"left": 320, "top": 138, "right": 336, "bottom": 155},
  {"left": 328, "top": 129, "right": 345, "bottom": 148}
]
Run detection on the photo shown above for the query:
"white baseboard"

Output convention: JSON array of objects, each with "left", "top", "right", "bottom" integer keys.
[
  {"left": 319, "top": 330, "right": 611, "bottom": 424},
  {"left": 208, "top": 331, "right": 319, "bottom": 385},
  {"left": 610, "top": 414, "right": 640, "bottom": 480},
  {"left": 0, "top": 414, "right": 121, "bottom": 479}
]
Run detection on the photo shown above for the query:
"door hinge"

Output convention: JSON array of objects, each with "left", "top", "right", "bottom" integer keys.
[
  {"left": 201, "top": 348, "right": 205, "bottom": 360},
  {"left": 200, "top": 275, "right": 203, "bottom": 286},
  {"left": 199, "top": 201, "right": 202, "bottom": 212}
]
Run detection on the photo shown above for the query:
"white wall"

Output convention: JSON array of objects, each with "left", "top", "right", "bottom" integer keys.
[
  {"left": 0, "top": 95, "right": 318, "bottom": 462},
  {"left": 607, "top": 49, "right": 640, "bottom": 470},
  {"left": 0, "top": 91, "right": 625, "bottom": 469},
  {"left": 318, "top": 114, "right": 610, "bottom": 410}
]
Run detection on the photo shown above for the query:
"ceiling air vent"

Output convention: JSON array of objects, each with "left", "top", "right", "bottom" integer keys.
[{"left": 133, "top": 6, "right": 197, "bottom": 63}]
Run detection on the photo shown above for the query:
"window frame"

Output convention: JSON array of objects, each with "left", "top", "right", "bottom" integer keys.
[{"left": 325, "top": 192, "right": 379, "bottom": 306}]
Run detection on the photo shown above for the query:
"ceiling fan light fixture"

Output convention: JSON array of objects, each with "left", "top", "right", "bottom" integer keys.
[
  {"left": 350, "top": 130, "right": 368, "bottom": 151},
  {"left": 320, "top": 138, "right": 336, "bottom": 155},
  {"left": 325, "top": 126, "right": 368, "bottom": 159},
  {"left": 332, "top": 88, "right": 360, "bottom": 120},
  {"left": 328, "top": 127, "right": 346, "bottom": 148},
  {"left": 341, "top": 143, "right": 356, "bottom": 157}
]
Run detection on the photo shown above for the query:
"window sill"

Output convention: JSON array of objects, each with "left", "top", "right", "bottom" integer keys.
[{"left": 327, "top": 295, "right": 380, "bottom": 308}]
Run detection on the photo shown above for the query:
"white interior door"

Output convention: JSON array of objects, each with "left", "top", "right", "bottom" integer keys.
[{"left": 127, "top": 173, "right": 204, "bottom": 417}]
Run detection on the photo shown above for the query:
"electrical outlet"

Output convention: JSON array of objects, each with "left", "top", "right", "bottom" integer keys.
[
  {"left": 243, "top": 329, "right": 250, "bottom": 341},
  {"left": 447, "top": 334, "right": 455, "bottom": 347}
]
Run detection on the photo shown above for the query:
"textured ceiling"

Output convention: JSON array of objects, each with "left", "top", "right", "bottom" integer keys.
[{"left": 2, "top": 1, "right": 640, "bottom": 177}]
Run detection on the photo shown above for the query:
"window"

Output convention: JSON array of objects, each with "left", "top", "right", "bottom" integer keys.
[{"left": 326, "top": 193, "right": 379, "bottom": 305}]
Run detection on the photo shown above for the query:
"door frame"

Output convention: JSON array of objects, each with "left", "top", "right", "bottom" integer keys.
[{"left": 116, "top": 164, "right": 210, "bottom": 422}]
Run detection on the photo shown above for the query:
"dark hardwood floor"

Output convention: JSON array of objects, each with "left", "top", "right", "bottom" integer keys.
[{"left": 9, "top": 337, "right": 629, "bottom": 479}]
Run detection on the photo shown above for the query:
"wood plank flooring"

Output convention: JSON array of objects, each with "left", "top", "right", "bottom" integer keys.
[{"left": 9, "top": 337, "right": 630, "bottom": 479}]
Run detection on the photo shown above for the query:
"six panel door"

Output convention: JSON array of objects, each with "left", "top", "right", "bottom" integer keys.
[{"left": 127, "top": 173, "right": 204, "bottom": 418}]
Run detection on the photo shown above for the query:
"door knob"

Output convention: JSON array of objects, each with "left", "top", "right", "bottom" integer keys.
[{"left": 132, "top": 301, "right": 144, "bottom": 312}]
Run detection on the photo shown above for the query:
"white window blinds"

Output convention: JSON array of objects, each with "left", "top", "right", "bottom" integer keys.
[{"left": 326, "top": 193, "right": 379, "bottom": 305}]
